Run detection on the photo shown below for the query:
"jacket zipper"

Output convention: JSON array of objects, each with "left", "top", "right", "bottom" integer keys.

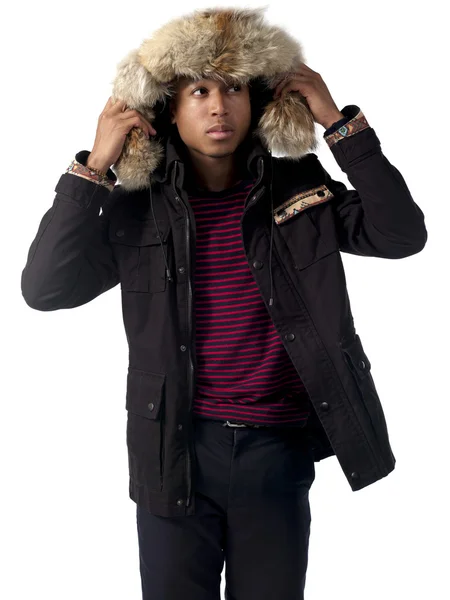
[
  {"left": 173, "top": 162, "right": 195, "bottom": 508},
  {"left": 175, "top": 160, "right": 265, "bottom": 508}
]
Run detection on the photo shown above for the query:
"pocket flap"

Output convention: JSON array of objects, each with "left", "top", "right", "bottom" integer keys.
[
  {"left": 109, "top": 219, "right": 170, "bottom": 246},
  {"left": 274, "top": 185, "right": 334, "bottom": 225},
  {"left": 126, "top": 368, "right": 165, "bottom": 419},
  {"left": 339, "top": 334, "right": 372, "bottom": 381}
]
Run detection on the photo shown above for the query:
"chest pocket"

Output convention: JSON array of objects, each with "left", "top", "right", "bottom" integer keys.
[
  {"left": 108, "top": 219, "right": 171, "bottom": 293},
  {"left": 273, "top": 184, "right": 338, "bottom": 270}
]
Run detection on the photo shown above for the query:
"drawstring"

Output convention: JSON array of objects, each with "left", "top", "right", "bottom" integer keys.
[
  {"left": 150, "top": 177, "right": 174, "bottom": 283},
  {"left": 268, "top": 150, "right": 274, "bottom": 307}
]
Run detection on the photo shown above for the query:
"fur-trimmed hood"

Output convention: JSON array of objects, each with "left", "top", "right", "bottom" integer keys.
[{"left": 110, "top": 6, "right": 319, "bottom": 191}]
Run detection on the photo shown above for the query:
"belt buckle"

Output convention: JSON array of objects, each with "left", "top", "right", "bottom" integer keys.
[{"left": 223, "top": 420, "right": 248, "bottom": 428}]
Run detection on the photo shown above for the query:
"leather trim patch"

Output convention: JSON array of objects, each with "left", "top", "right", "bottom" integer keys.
[{"left": 273, "top": 185, "right": 334, "bottom": 225}]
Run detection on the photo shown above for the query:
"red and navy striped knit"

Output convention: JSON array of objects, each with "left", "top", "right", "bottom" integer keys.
[{"left": 187, "top": 176, "right": 311, "bottom": 428}]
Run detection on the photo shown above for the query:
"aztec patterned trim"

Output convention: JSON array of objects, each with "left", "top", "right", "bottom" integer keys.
[
  {"left": 65, "top": 158, "right": 116, "bottom": 192},
  {"left": 324, "top": 109, "right": 370, "bottom": 148},
  {"left": 273, "top": 185, "right": 334, "bottom": 225}
]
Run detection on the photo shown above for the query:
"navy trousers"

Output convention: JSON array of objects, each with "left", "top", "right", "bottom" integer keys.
[{"left": 136, "top": 417, "right": 316, "bottom": 600}]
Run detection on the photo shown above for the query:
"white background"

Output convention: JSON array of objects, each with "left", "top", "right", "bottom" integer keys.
[{"left": 2, "top": 1, "right": 448, "bottom": 599}]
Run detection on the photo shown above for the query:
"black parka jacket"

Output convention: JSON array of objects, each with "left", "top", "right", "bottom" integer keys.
[{"left": 21, "top": 118, "right": 427, "bottom": 517}]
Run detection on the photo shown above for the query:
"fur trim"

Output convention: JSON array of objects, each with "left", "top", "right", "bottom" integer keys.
[{"left": 110, "top": 6, "right": 319, "bottom": 191}]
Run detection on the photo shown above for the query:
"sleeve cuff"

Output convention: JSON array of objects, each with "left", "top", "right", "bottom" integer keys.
[
  {"left": 323, "top": 113, "right": 353, "bottom": 136},
  {"left": 323, "top": 105, "right": 370, "bottom": 148},
  {"left": 65, "top": 150, "right": 117, "bottom": 192}
]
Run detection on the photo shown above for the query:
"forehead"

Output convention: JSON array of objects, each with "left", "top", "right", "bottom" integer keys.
[{"left": 176, "top": 76, "right": 240, "bottom": 89}]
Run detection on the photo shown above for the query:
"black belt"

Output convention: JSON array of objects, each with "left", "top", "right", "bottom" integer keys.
[{"left": 193, "top": 417, "right": 289, "bottom": 429}]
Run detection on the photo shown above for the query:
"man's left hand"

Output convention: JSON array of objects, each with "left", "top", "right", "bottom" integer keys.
[{"left": 273, "top": 62, "right": 344, "bottom": 129}]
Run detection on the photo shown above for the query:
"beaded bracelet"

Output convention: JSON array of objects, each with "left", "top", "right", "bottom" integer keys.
[{"left": 86, "top": 164, "right": 108, "bottom": 177}]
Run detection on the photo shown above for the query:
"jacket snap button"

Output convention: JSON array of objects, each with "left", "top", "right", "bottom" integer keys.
[
  {"left": 116, "top": 229, "right": 125, "bottom": 237},
  {"left": 320, "top": 402, "right": 329, "bottom": 411},
  {"left": 180, "top": 345, "right": 187, "bottom": 351},
  {"left": 178, "top": 267, "right": 185, "bottom": 274},
  {"left": 177, "top": 424, "right": 183, "bottom": 431},
  {"left": 253, "top": 260, "right": 263, "bottom": 269},
  {"left": 285, "top": 333, "right": 295, "bottom": 341},
  {"left": 177, "top": 499, "right": 184, "bottom": 506},
  {"left": 148, "top": 402, "right": 155, "bottom": 411},
  {"left": 358, "top": 360, "right": 366, "bottom": 369},
  {"left": 351, "top": 471, "right": 360, "bottom": 480}
]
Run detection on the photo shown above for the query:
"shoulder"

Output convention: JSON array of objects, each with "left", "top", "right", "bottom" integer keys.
[{"left": 271, "top": 152, "right": 324, "bottom": 182}]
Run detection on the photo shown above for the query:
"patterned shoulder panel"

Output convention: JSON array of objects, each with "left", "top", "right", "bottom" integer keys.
[{"left": 273, "top": 185, "right": 334, "bottom": 225}]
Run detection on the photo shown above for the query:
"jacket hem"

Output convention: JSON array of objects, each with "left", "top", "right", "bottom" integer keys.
[{"left": 128, "top": 478, "right": 196, "bottom": 517}]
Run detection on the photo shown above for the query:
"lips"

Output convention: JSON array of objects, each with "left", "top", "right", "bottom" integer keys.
[
  {"left": 207, "top": 130, "right": 234, "bottom": 139},
  {"left": 207, "top": 124, "right": 234, "bottom": 133}
]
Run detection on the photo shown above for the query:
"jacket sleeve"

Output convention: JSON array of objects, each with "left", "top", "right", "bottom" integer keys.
[
  {"left": 21, "top": 170, "right": 120, "bottom": 311},
  {"left": 318, "top": 105, "right": 428, "bottom": 259}
]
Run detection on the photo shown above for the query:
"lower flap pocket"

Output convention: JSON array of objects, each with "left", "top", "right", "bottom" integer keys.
[
  {"left": 126, "top": 368, "right": 165, "bottom": 419},
  {"left": 125, "top": 368, "right": 166, "bottom": 490}
]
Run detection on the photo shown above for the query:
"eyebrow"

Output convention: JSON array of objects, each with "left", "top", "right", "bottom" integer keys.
[
  {"left": 187, "top": 79, "right": 210, "bottom": 87},
  {"left": 187, "top": 78, "right": 234, "bottom": 87}
]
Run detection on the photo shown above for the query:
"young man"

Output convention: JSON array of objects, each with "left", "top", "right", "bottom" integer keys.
[{"left": 21, "top": 7, "right": 427, "bottom": 600}]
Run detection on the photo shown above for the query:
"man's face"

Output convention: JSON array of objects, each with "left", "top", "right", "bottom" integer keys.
[{"left": 170, "top": 77, "right": 252, "bottom": 159}]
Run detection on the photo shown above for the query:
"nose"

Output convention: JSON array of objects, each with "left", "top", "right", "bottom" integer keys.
[{"left": 210, "top": 91, "right": 228, "bottom": 116}]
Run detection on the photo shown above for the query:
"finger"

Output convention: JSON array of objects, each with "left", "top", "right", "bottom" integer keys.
[
  {"left": 279, "top": 85, "right": 291, "bottom": 98},
  {"left": 144, "top": 118, "right": 157, "bottom": 134},
  {"left": 123, "top": 115, "right": 155, "bottom": 137},
  {"left": 298, "top": 63, "right": 315, "bottom": 74},
  {"left": 120, "top": 105, "right": 151, "bottom": 125},
  {"left": 278, "top": 82, "right": 302, "bottom": 98},
  {"left": 101, "top": 96, "right": 113, "bottom": 115},
  {"left": 274, "top": 81, "right": 286, "bottom": 97},
  {"left": 140, "top": 115, "right": 157, "bottom": 133},
  {"left": 109, "top": 97, "right": 128, "bottom": 113},
  {"left": 275, "top": 72, "right": 295, "bottom": 95},
  {"left": 275, "top": 79, "right": 292, "bottom": 97}
]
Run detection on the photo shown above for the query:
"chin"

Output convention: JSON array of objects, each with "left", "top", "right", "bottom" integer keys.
[
  {"left": 207, "top": 149, "right": 236, "bottom": 158},
  {"left": 198, "top": 142, "right": 238, "bottom": 158}
]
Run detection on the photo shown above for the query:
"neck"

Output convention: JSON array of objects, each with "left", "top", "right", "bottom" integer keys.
[{"left": 186, "top": 148, "right": 247, "bottom": 193}]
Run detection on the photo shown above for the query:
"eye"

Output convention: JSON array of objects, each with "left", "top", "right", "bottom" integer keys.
[{"left": 192, "top": 84, "right": 242, "bottom": 96}]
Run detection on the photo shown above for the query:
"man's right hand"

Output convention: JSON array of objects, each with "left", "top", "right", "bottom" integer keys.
[{"left": 87, "top": 96, "right": 157, "bottom": 173}]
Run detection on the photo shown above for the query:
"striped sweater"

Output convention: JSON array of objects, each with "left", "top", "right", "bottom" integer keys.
[{"left": 186, "top": 178, "right": 311, "bottom": 428}]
